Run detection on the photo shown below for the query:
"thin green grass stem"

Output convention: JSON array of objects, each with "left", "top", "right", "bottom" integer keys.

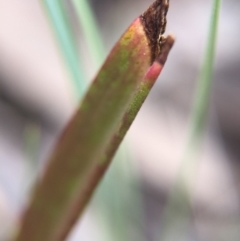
[
  {"left": 42, "top": 0, "right": 86, "bottom": 97},
  {"left": 71, "top": 0, "right": 105, "bottom": 68},
  {"left": 22, "top": 123, "right": 41, "bottom": 196},
  {"left": 159, "top": 0, "right": 222, "bottom": 240},
  {"left": 189, "top": 0, "right": 222, "bottom": 146}
]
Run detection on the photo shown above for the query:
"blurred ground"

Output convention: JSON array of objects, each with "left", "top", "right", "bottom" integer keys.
[{"left": 0, "top": 0, "right": 240, "bottom": 241}]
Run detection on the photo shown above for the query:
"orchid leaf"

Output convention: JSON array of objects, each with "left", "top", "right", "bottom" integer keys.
[{"left": 14, "top": 1, "right": 174, "bottom": 241}]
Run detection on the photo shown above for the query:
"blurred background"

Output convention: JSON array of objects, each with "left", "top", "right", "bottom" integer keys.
[{"left": 0, "top": 0, "right": 240, "bottom": 240}]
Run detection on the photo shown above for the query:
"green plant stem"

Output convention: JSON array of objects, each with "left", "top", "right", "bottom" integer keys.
[
  {"left": 42, "top": 0, "right": 86, "bottom": 97},
  {"left": 13, "top": 2, "right": 173, "bottom": 241},
  {"left": 70, "top": 2, "right": 134, "bottom": 241},
  {"left": 189, "top": 0, "right": 222, "bottom": 146},
  {"left": 13, "top": 16, "right": 174, "bottom": 241},
  {"left": 24, "top": 123, "right": 41, "bottom": 164},
  {"left": 71, "top": 0, "right": 105, "bottom": 68}
]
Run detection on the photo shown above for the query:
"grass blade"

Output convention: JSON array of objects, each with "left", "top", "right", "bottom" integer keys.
[
  {"left": 71, "top": 0, "right": 105, "bottom": 68},
  {"left": 42, "top": 0, "right": 86, "bottom": 97},
  {"left": 189, "top": 0, "right": 222, "bottom": 145}
]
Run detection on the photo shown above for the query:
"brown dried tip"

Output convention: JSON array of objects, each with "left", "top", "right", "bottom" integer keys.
[
  {"left": 141, "top": 0, "right": 170, "bottom": 63},
  {"left": 157, "top": 34, "right": 175, "bottom": 65}
]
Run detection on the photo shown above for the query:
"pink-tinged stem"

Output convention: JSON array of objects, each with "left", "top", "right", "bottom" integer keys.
[{"left": 13, "top": 1, "right": 174, "bottom": 241}]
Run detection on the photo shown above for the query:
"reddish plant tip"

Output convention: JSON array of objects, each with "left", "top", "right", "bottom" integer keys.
[
  {"left": 141, "top": 0, "right": 170, "bottom": 63},
  {"left": 144, "top": 34, "right": 174, "bottom": 84},
  {"left": 157, "top": 34, "right": 175, "bottom": 65}
]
